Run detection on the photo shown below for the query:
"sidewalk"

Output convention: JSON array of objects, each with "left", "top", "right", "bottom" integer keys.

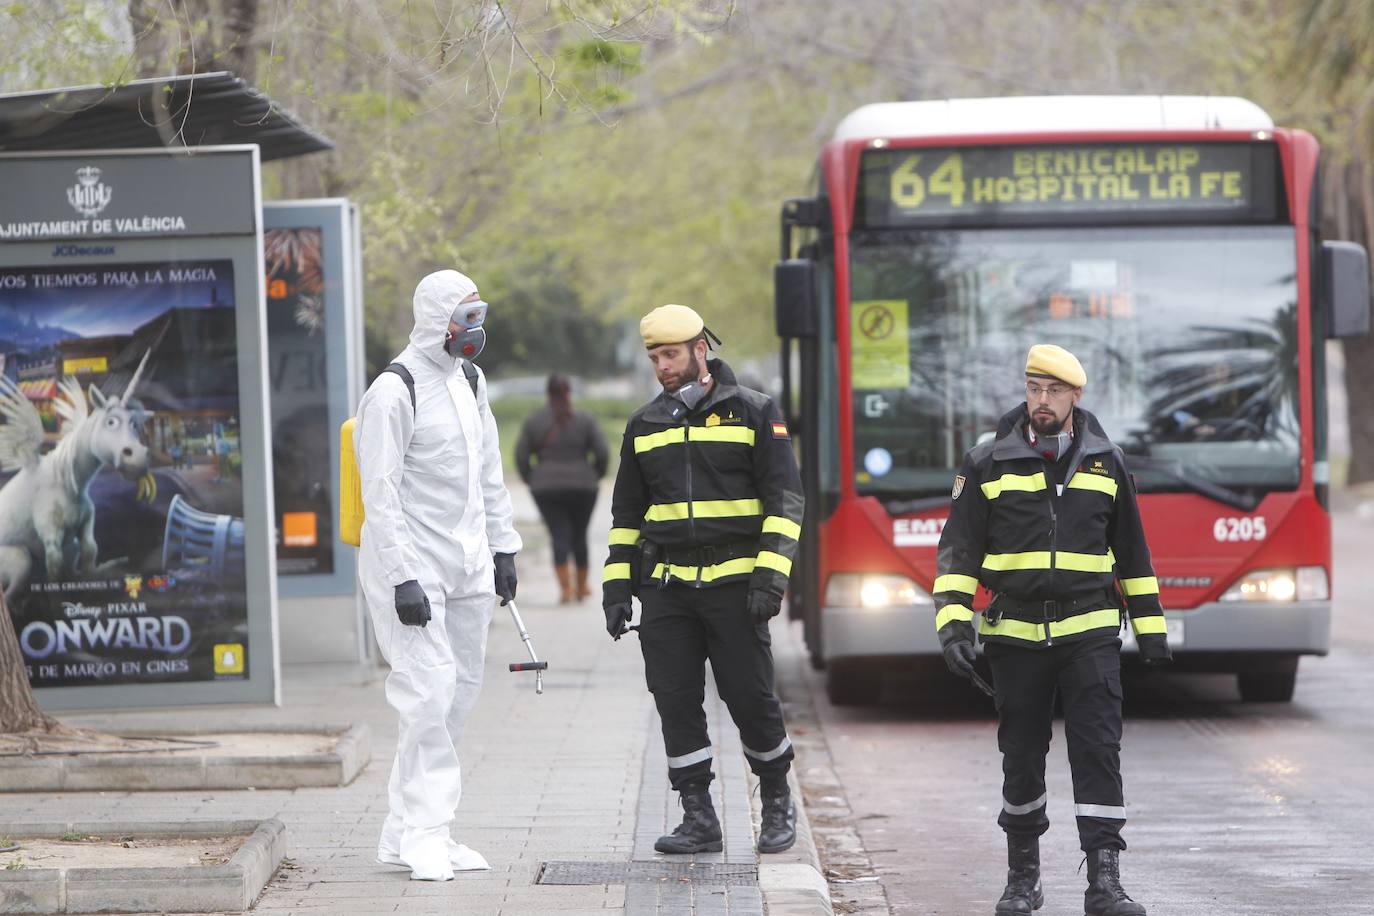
[{"left": 0, "top": 483, "right": 830, "bottom": 915}]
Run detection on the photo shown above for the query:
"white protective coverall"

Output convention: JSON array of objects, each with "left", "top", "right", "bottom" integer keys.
[{"left": 355, "top": 269, "right": 522, "bottom": 881}]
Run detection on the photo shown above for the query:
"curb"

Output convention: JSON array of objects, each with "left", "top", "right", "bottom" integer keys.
[
  {"left": 751, "top": 770, "right": 834, "bottom": 916},
  {"left": 0, "top": 818, "right": 285, "bottom": 914},
  {"left": 0, "top": 724, "right": 368, "bottom": 792}
]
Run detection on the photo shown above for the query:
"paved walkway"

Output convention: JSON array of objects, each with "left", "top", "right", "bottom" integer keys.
[{"left": 0, "top": 484, "right": 828, "bottom": 915}]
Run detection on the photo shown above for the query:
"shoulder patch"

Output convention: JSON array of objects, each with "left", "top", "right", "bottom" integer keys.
[
  {"left": 952, "top": 475, "right": 966, "bottom": 499},
  {"left": 771, "top": 420, "right": 790, "bottom": 439}
]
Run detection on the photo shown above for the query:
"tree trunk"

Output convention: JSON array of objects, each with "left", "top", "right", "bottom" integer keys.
[
  {"left": 0, "top": 592, "right": 57, "bottom": 733},
  {"left": 1344, "top": 160, "right": 1374, "bottom": 486}
]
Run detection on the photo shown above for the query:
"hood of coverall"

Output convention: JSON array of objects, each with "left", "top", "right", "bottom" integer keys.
[{"left": 409, "top": 269, "right": 478, "bottom": 368}]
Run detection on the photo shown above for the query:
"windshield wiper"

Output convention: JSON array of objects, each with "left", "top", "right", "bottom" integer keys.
[
  {"left": 879, "top": 494, "right": 952, "bottom": 515},
  {"left": 1124, "top": 455, "right": 1261, "bottom": 511}
]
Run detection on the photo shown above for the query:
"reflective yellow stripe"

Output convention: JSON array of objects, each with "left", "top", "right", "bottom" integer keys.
[
  {"left": 762, "top": 516, "right": 802, "bottom": 541},
  {"left": 651, "top": 556, "right": 757, "bottom": 583},
  {"left": 1131, "top": 614, "right": 1168, "bottom": 636},
  {"left": 633, "top": 425, "right": 756, "bottom": 454},
  {"left": 1055, "top": 551, "right": 1115, "bottom": 573},
  {"left": 602, "top": 562, "right": 632, "bottom": 582},
  {"left": 934, "top": 574, "right": 979, "bottom": 595},
  {"left": 755, "top": 550, "right": 792, "bottom": 576},
  {"left": 935, "top": 603, "right": 975, "bottom": 629},
  {"left": 644, "top": 498, "right": 763, "bottom": 522},
  {"left": 1049, "top": 607, "right": 1120, "bottom": 638},
  {"left": 608, "top": 527, "right": 641, "bottom": 546},
  {"left": 980, "top": 607, "right": 1121, "bottom": 641},
  {"left": 1067, "top": 473, "right": 1118, "bottom": 498},
  {"left": 691, "top": 426, "right": 755, "bottom": 446},
  {"left": 1120, "top": 576, "right": 1159, "bottom": 596},
  {"left": 983, "top": 551, "right": 1051, "bottom": 571},
  {"left": 981, "top": 472, "right": 1047, "bottom": 500},
  {"left": 979, "top": 615, "right": 1044, "bottom": 641},
  {"left": 634, "top": 428, "right": 685, "bottom": 453}
]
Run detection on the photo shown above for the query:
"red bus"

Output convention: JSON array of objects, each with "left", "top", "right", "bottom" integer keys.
[{"left": 774, "top": 96, "right": 1370, "bottom": 705}]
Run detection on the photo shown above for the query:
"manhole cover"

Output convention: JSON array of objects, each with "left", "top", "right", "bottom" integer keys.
[{"left": 537, "top": 860, "right": 758, "bottom": 886}]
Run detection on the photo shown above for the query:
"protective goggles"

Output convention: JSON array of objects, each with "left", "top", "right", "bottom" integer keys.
[{"left": 450, "top": 299, "right": 488, "bottom": 329}]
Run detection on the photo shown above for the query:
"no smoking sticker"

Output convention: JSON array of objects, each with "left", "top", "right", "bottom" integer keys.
[{"left": 851, "top": 299, "right": 909, "bottom": 389}]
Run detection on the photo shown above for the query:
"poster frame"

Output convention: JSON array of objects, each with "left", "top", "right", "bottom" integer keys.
[
  {"left": 0, "top": 145, "right": 280, "bottom": 709},
  {"left": 262, "top": 199, "right": 359, "bottom": 599}
]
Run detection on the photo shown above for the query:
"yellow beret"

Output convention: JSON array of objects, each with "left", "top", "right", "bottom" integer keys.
[
  {"left": 1025, "top": 344, "right": 1086, "bottom": 387},
  {"left": 640, "top": 304, "right": 705, "bottom": 348}
]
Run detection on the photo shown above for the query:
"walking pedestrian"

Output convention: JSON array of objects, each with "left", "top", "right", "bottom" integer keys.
[
  {"left": 602, "top": 304, "right": 805, "bottom": 855},
  {"left": 354, "top": 269, "right": 522, "bottom": 881},
  {"left": 934, "top": 344, "right": 1171, "bottom": 916},
  {"left": 515, "top": 374, "right": 609, "bottom": 603}
]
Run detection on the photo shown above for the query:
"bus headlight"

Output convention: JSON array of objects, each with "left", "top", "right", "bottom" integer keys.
[
  {"left": 825, "top": 573, "right": 932, "bottom": 609},
  {"left": 1219, "top": 567, "right": 1328, "bottom": 602}
]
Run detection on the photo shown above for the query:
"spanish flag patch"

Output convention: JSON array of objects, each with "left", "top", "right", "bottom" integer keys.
[{"left": 771, "top": 420, "right": 789, "bottom": 439}]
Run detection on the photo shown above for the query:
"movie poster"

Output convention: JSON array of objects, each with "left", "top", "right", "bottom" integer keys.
[
  {"left": 0, "top": 260, "right": 250, "bottom": 687},
  {"left": 264, "top": 227, "right": 333, "bottom": 576}
]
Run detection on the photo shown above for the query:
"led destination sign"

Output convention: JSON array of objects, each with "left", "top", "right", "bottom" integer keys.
[{"left": 859, "top": 142, "right": 1281, "bottom": 227}]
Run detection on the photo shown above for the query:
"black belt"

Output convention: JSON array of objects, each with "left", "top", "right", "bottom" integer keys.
[
  {"left": 657, "top": 540, "right": 758, "bottom": 568},
  {"left": 988, "top": 588, "right": 1117, "bottom": 623}
]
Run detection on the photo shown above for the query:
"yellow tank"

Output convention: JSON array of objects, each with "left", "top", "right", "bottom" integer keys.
[{"left": 339, "top": 417, "right": 365, "bottom": 546}]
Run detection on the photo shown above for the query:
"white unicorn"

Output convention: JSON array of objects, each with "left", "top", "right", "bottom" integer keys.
[{"left": 0, "top": 351, "right": 152, "bottom": 600}]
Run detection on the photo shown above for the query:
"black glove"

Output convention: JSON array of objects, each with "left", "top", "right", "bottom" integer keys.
[
  {"left": 604, "top": 602, "right": 633, "bottom": 640},
  {"left": 747, "top": 589, "right": 783, "bottom": 626},
  {"left": 394, "top": 580, "right": 431, "bottom": 627},
  {"left": 493, "top": 552, "right": 518, "bottom": 606},
  {"left": 1137, "top": 633, "right": 1172, "bottom": 667},
  {"left": 942, "top": 634, "right": 978, "bottom": 680}
]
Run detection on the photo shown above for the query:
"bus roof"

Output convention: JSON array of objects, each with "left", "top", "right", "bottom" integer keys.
[{"left": 833, "top": 96, "right": 1274, "bottom": 142}]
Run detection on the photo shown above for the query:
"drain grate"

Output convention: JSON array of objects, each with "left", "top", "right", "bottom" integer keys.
[{"left": 536, "top": 860, "right": 759, "bottom": 886}]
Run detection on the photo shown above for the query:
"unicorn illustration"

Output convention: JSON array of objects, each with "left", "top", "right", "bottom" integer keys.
[{"left": 0, "top": 351, "right": 152, "bottom": 599}]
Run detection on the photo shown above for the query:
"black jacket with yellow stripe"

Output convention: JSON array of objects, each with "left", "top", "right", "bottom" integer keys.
[
  {"left": 934, "top": 404, "right": 1170, "bottom": 658},
  {"left": 602, "top": 358, "right": 804, "bottom": 604}
]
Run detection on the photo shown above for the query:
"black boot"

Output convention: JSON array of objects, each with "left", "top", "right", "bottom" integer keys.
[
  {"left": 654, "top": 784, "right": 723, "bottom": 854},
  {"left": 757, "top": 783, "right": 796, "bottom": 854},
  {"left": 1084, "top": 848, "right": 1146, "bottom": 916},
  {"left": 995, "top": 834, "right": 1044, "bottom": 914}
]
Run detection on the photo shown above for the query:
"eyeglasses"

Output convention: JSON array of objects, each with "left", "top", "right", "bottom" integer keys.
[{"left": 1026, "top": 383, "right": 1074, "bottom": 399}]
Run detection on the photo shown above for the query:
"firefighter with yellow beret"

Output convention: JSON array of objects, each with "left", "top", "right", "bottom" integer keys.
[
  {"left": 934, "top": 344, "right": 1170, "bottom": 916},
  {"left": 603, "top": 304, "right": 804, "bottom": 855}
]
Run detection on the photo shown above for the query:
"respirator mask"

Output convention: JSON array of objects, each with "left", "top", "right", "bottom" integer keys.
[
  {"left": 1028, "top": 428, "right": 1074, "bottom": 461},
  {"left": 444, "top": 299, "right": 488, "bottom": 360}
]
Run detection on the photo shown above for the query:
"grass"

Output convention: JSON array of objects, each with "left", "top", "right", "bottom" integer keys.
[
  {"left": 488, "top": 395, "right": 638, "bottom": 479},
  {"left": 59, "top": 832, "right": 93, "bottom": 842},
  {"left": 4, "top": 859, "right": 22, "bottom": 870}
]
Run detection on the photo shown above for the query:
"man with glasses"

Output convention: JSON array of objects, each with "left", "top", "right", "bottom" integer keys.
[
  {"left": 933, "top": 344, "right": 1170, "bottom": 916},
  {"left": 354, "top": 269, "right": 521, "bottom": 881}
]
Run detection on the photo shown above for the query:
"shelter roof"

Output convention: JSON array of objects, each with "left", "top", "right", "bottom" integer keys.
[{"left": 0, "top": 72, "right": 331, "bottom": 161}]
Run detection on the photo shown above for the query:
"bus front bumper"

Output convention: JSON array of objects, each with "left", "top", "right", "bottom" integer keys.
[{"left": 821, "top": 599, "right": 1331, "bottom": 662}]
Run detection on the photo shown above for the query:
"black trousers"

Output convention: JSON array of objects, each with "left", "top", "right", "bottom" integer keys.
[
  {"left": 531, "top": 489, "right": 598, "bottom": 567},
  {"left": 985, "top": 634, "right": 1127, "bottom": 852},
  {"left": 638, "top": 580, "right": 793, "bottom": 791}
]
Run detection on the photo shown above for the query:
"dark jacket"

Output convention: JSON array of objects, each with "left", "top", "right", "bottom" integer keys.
[
  {"left": 515, "top": 406, "right": 608, "bottom": 492},
  {"left": 602, "top": 358, "right": 804, "bottom": 604},
  {"left": 934, "top": 404, "right": 1170, "bottom": 659}
]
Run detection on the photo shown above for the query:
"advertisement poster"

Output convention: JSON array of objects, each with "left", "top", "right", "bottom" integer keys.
[
  {"left": 264, "top": 226, "right": 333, "bottom": 576},
  {"left": 0, "top": 260, "right": 251, "bottom": 687}
]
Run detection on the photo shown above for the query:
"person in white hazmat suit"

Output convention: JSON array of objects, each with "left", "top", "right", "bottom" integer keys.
[{"left": 354, "top": 269, "right": 522, "bottom": 882}]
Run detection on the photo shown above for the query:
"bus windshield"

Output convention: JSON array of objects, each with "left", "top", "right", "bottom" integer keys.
[{"left": 847, "top": 225, "right": 1300, "bottom": 500}]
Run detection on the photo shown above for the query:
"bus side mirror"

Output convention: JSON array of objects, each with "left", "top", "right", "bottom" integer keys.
[
  {"left": 1322, "top": 240, "right": 1371, "bottom": 339},
  {"left": 775, "top": 259, "right": 818, "bottom": 339}
]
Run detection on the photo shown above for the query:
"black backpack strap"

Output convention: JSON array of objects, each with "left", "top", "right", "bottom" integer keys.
[
  {"left": 382, "top": 362, "right": 417, "bottom": 413},
  {"left": 461, "top": 359, "right": 480, "bottom": 399}
]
